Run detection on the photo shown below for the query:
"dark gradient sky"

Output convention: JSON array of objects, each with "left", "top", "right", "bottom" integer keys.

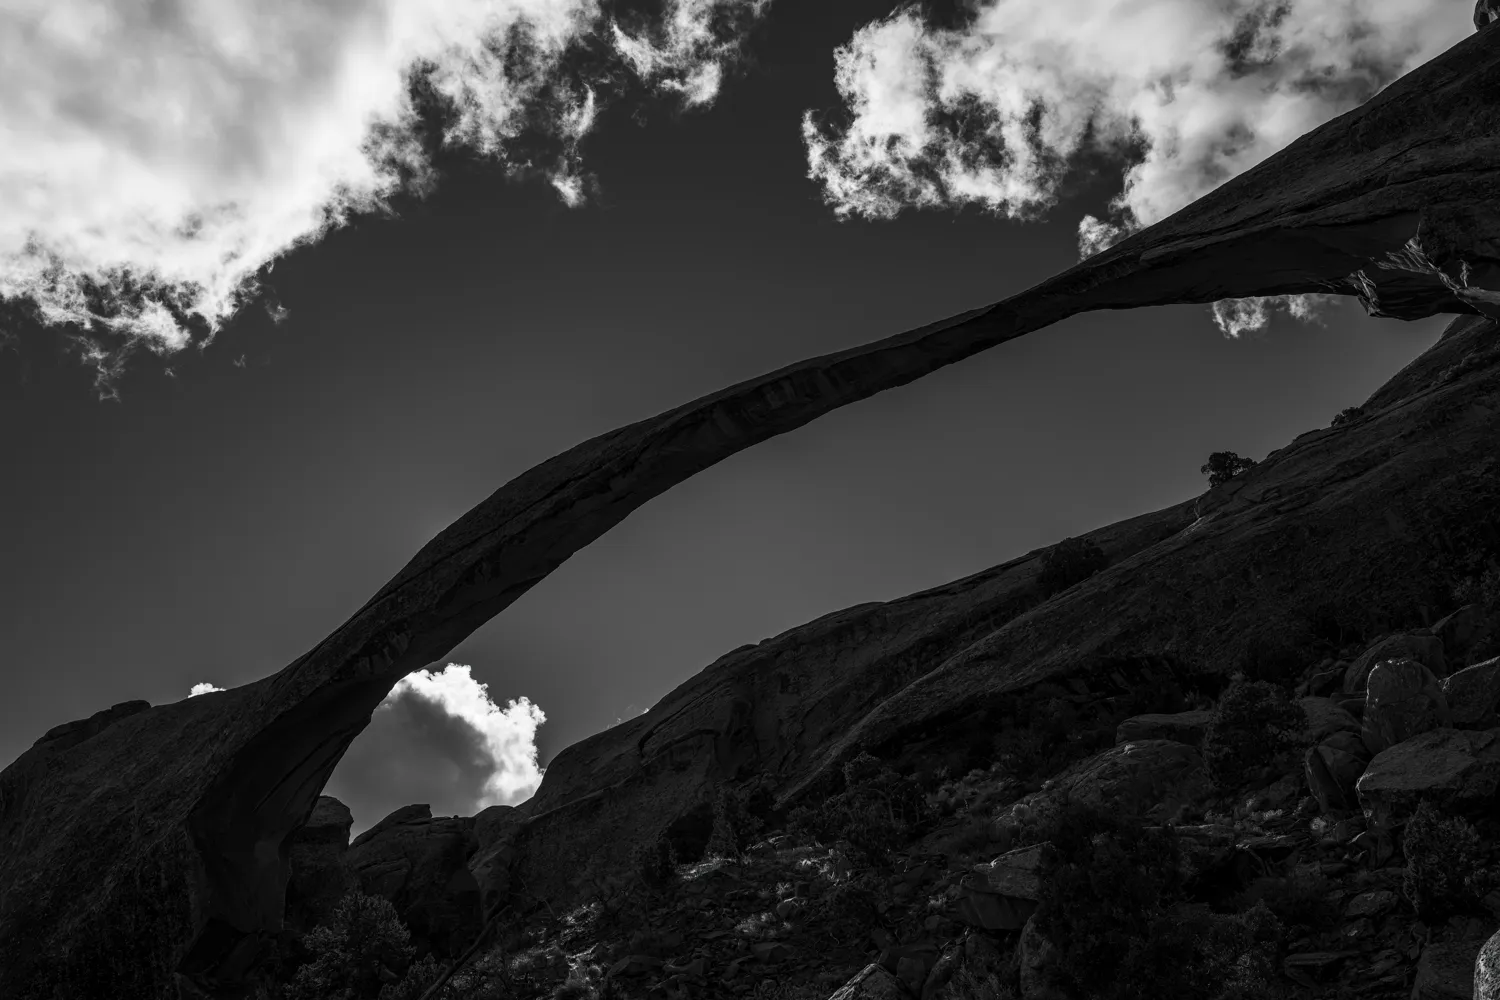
[{"left": 0, "top": 1, "right": 1451, "bottom": 836}]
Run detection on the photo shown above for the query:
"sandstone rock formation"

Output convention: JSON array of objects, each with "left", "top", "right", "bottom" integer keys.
[
  {"left": 282, "top": 796, "right": 356, "bottom": 938},
  {"left": 344, "top": 805, "right": 482, "bottom": 963},
  {"left": 5, "top": 23, "right": 1500, "bottom": 1000}
]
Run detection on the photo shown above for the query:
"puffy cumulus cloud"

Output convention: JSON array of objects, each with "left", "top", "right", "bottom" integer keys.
[
  {"left": 327, "top": 663, "right": 546, "bottom": 836},
  {"left": 0, "top": 0, "right": 768, "bottom": 384},
  {"left": 188, "top": 682, "right": 227, "bottom": 697},
  {"left": 804, "top": 0, "right": 1469, "bottom": 336}
]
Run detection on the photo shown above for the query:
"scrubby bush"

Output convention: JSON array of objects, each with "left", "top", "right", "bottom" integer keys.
[
  {"left": 1028, "top": 802, "right": 1287, "bottom": 1000},
  {"left": 1330, "top": 406, "right": 1363, "bottom": 427},
  {"left": 282, "top": 891, "right": 415, "bottom": 1000},
  {"left": 1036, "top": 536, "right": 1109, "bottom": 600},
  {"left": 1402, "top": 798, "right": 1499, "bottom": 921},
  {"left": 785, "top": 752, "right": 930, "bottom": 864},
  {"left": 1201, "top": 676, "right": 1308, "bottom": 791},
  {"left": 1201, "top": 451, "right": 1258, "bottom": 488},
  {"left": 1235, "top": 633, "right": 1310, "bottom": 692},
  {"left": 1227, "top": 871, "right": 1341, "bottom": 936},
  {"left": 1453, "top": 566, "right": 1500, "bottom": 612}
]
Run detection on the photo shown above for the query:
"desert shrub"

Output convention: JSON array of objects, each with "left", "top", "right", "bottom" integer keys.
[
  {"left": 1030, "top": 801, "right": 1287, "bottom": 1000},
  {"left": 1201, "top": 451, "right": 1258, "bottom": 488},
  {"left": 1453, "top": 566, "right": 1500, "bottom": 612},
  {"left": 1036, "top": 536, "right": 1109, "bottom": 599},
  {"left": 1330, "top": 406, "right": 1363, "bottom": 427},
  {"left": 806, "top": 874, "right": 883, "bottom": 942},
  {"left": 1029, "top": 802, "right": 1189, "bottom": 998},
  {"left": 1227, "top": 871, "right": 1340, "bottom": 936},
  {"left": 1201, "top": 677, "right": 1308, "bottom": 792},
  {"left": 785, "top": 753, "right": 930, "bottom": 863},
  {"left": 282, "top": 891, "right": 415, "bottom": 1000},
  {"left": 1402, "top": 798, "right": 1500, "bottom": 921},
  {"left": 1123, "top": 902, "right": 1286, "bottom": 1000},
  {"left": 1235, "top": 633, "right": 1310, "bottom": 692}
]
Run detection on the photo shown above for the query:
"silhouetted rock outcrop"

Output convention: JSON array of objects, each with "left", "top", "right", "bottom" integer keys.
[
  {"left": 6, "top": 23, "right": 1500, "bottom": 1000},
  {"left": 344, "top": 805, "right": 482, "bottom": 963}
]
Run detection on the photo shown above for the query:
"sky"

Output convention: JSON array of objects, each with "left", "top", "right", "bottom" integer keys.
[{"left": 0, "top": 0, "right": 1473, "bottom": 838}]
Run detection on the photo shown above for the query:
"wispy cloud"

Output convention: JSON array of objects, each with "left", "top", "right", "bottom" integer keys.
[
  {"left": 328, "top": 663, "right": 546, "bottom": 833},
  {"left": 0, "top": 0, "right": 768, "bottom": 384},
  {"left": 803, "top": 0, "right": 1469, "bottom": 336}
]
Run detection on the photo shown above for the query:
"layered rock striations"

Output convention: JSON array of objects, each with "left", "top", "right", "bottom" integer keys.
[{"left": 4, "top": 22, "right": 1500, "bottom": 1000}]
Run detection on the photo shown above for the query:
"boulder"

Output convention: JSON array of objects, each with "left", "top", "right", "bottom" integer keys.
[
  {"left": 1114, "top": 710, "right": 1213, "bottom": 748},
  {"left": 828, "top": 963, "right": 907, "bottom": 1000},
  {"left": 1442, "top": 656, "right": 1500, "bottom": 729},
  {"left": 1355, "top": 727, "right": 1500, "bottom": 831},
  {"left": 955, "top": 842, "right": 1049, "bottom": 931},
  {"left": 1344, "top": 634, "right": 1447, "bottom": 695},
  {"left": 1480, "top": 0, "right": 1500, "bottom": 32},
  {"left": 1478, "top": 927, "right": 1500, "bottom": 1000},
  {"left": 1412, "top": 937, "right": 1483, "bottom": 999},
  {"left": 283, "top": 795, "right": 357, "bottom": 936},
  {"left": 1014, "top": 740, "right": 1212, "bottom": 830},
  {"left": 1305, "top": 743, "right": 1367, "bottom": 813},
  {"left": 1361, "top": 658, "right": 1453, "bottom": 756},
  {"left": 345, "top": 805, "right": 482, "bottom": 962},
  {"left": 1298, "top": 697, "right": 1361, "bottom": 744},
  {"left": 1433, "top": 604, "right": 1497, "bottom": 668},
  {"left": 1320, "top": 730, "right": 1372, "bottom": 761},
  {"left": 9, "top": 30, "right": 1500, "bottom": 994}
]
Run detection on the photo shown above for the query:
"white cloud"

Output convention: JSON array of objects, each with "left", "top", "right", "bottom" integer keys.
[
  {"left": 329, "top": 663, "right": 546, "bottom": 832},
  {"left": 804, "top": 0, "right": 1470, "bottom": 336},
  {"left": 0, "top": 0, "right": 768, "bottom": 381},
  {"left": 189, "top": 681, "right": 227, "bottom": 697}
]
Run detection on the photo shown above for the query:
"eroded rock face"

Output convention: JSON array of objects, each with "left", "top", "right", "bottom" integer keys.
[
  {"left": 345, "top": 805, "right": 481, "bottom": 962},
  {"left": 7, "top": 26, "right": 1500, "bottom": 999},
  {"left": 283, "top": 796, "right": 356, "bottom": 937}
]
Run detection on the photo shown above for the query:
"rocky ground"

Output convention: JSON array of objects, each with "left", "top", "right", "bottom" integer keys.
[{"left": 258, "top": 598, "right": 1500, "bottom": 1000}]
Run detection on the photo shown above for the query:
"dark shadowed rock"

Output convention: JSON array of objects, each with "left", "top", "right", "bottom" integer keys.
[
  {"left": 1304, "top": 742, "right": 1366, "bottom": 813},
  {"left": 1443, "top": 656, "right": 1500, "bottom": 728},
  {"left": 1342, "top": 633, "right": 1447, "bottom": 694},
  {"left": 1355, "top": 726, "right": 1500, "bottom": 830},
  {"left": 1297, "top": 696, "right": 1361, "bottom": 744},
  {"left": 1433, "top": 604, "right": 1497, "bottom": 667},
  {"left": 1114, "top": 710, "right": 1213, "bottom": 747},
  {"left": 1360, "top": 658, "right": 1453, "bottom": 755},
  {"left": 1412, "top": 935, "right": 1483, "bottom": 999},
  {"left": 955, "top": 842, "right": 1048, "bottom": 931},
  {"left": 345, "top": 805, "right": 481, "bottom": 962},
  {"left": 282, "top": 796, "right": 356, "bottom": 937},
  {"left": 8, "top": 26, "right": 1500, "bottom": 1000}
]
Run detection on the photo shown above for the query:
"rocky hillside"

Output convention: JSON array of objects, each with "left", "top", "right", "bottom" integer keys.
[
  {"left": 260, "top": 311, "right": 1500, "bottom": 1000},
  {"left": 5, "top": 21, "right": 1500, "bottom": 1000}
]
